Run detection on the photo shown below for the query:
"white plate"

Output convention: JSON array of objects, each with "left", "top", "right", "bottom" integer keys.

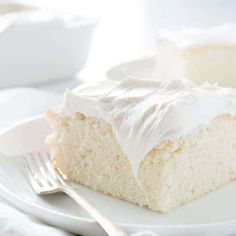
[
  {"left": 0, "top": 4, "right": 96, "bottom": 88},
  {"left": 106, "top": 57, "right": 159, "bottom": 81},
  {"left": 0, "top": 117, "right": 236, "bottom": 236}
]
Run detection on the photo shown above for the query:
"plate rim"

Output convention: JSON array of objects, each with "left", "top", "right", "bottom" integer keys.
[
  {"left": 1, "top": 116, "right": 236, "bottom": 232},
  {"left": 106, "top": 56, "right": 156, "bottom": 81}
]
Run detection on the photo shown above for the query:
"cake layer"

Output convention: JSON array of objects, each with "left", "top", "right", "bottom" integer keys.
[
  {"left": 46, "top": 111, "right": 236, "bottom": 213},
  {"left": 156, "top": 24, "right": 236, "bottom": 87},
  {"left": 47, "top": 78, "right": 236, "bottom": 212}
]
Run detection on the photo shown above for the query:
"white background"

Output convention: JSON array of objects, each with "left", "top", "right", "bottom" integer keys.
[{"left": 4, "top": 0, "right": 236, "bottom": 81}]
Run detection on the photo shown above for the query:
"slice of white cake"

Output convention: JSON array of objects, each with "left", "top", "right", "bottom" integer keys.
[
  {"left": 156, "top": 24, "right": 236, "bottom": 87},
  {"left": 46, "top": 78, "right": 236, "bottom": 213}
]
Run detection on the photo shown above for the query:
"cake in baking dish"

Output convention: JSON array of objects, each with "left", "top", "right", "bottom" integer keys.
[
  {"left": 156, "top": 23, "right": 236, "bottom": 88},
  {"left": 46, "top": 77, "right": 236, "bottom": 213}
]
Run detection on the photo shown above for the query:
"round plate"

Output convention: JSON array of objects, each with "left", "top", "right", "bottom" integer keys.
[
  {"left": 0, "top": 117, "right": 236, "bottom": 236},
  {"left": 106, "top": 57, "right": 159, "bottom": 81}
]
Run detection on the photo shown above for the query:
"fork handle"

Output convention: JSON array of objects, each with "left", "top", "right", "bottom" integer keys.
[{"left": 63, "top": 186, "right": 129, "bottom": 236}]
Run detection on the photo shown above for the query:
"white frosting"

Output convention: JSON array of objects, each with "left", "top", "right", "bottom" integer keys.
[
  {"left": 59, "top": 78, "right": 236, "bottom": 174},
  {"left": 158, "top": 23, "right": 236, "bottom": 48},
  {"left": 0, "top": 4, "right": 91, "bottom": 33}
]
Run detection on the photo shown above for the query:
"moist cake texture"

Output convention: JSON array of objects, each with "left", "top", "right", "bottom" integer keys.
[
  {"left": 156, "top": 23, "right": 236, "bottom": 88},
  {"left": 46, "top": 78, "right": 236, "bottom": 212}
]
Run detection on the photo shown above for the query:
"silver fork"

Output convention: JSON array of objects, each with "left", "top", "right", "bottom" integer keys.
[{"left": 22, "top": 152, "right": 128, "bottom": 236}]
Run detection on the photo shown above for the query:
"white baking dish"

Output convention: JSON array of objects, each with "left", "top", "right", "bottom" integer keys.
[{"left": 0, "top": 4, "right": 96, "bottom": 88}]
